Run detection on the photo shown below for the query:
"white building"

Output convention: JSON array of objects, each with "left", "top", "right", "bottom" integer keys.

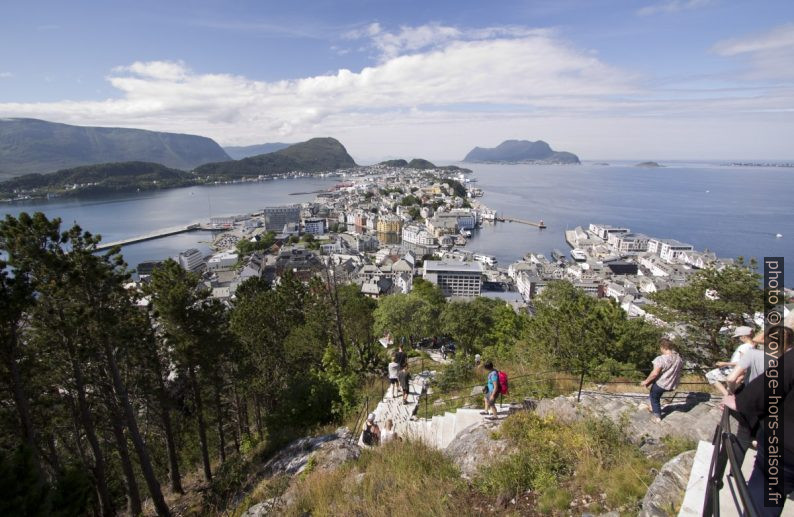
[
  {"left": 207, "top": 251, "right": 239, "bottom": 271},
  {"left": 588, "top": 223, "right": 630, "bottom": 241},
  {"left": 210, "top": 216, "right": 235, "bottom": 229},
  {"left": 402, "top": 224, "right": 436, "bottom": 246},
  {"left": 649, "top": 239, "right": 695, "bottom": 263},
  {"left": 304, "top": 218, "right": 326, "bottom": 235},
  {"left": 608, "top": 233, "right": 650, "bottom": 253},
  {"left": 422, "top": 260, "right": 482, "bottom": 297},
  {"left": 178, "top": 248, "right": 205, "bottom": 272}
]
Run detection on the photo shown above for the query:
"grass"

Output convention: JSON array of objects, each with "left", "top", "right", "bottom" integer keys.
[
  {"left": 283, "top": 440, "right": 473, "bottom": 517},
  {"left": 475, "top": 411, "right": 661, "bottom": 515}
]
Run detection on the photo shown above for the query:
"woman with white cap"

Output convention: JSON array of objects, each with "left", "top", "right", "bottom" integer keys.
[
  {"left": 704, "top": 325, "right": 756, "bottom": 396},
  {"left": 361, "top": 412, "right": 380, "bottom": 447}
]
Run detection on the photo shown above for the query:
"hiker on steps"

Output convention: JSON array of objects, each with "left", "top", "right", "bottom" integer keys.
[
  {"left": 388, "top": 358, "right": 400, "bottom": 398},
  {"left": 398, "top": 365, "right": 411, "bottom": 405},
  {"left": 481, "top": 361, "right": 500, "bottom": 420},
  {"left": 394, "top": 345, "right": 407, "bottom": 369},
  {"left": 640, "top": 338, "right": 683, "bottom": 422},
  {"left": 380, "top": 419, "right": 400, "bottom": 444}
]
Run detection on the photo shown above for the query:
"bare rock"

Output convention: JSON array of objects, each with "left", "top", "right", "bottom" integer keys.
[
  {"left": 443, "top": 420, "right": 517, "bottom": 479},
  {"left": 640, "top": 450, "right": 695, "bottom": 517},
  {"left": 260, "top": 427, "right": 359, "bottom": 478}
]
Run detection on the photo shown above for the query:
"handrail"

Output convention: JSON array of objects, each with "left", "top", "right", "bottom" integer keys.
[{"left": 702, "top": 408, "right": 760, "bottom": 517}]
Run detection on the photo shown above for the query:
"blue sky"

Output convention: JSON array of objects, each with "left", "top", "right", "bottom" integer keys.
[{"left": 1, "top": 0, "right": 793, "bottom": 161}]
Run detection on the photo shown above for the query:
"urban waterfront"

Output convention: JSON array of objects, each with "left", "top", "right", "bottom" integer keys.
[{"left": 2, "top": 162, "right": 792, "bottom": 283}]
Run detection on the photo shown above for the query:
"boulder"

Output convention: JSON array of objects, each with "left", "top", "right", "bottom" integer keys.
[
  {"left": 443, "top": 420, "right": 517, "bottom": 478},
  {"left": 260, "top": 427, "right": 360, "bottom": 477},
  {"left": 640, "top": 450, "right": 696, "bottom": 517}
]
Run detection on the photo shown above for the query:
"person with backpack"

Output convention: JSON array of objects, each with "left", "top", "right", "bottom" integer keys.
[
  {"left": 397, "top": 365, "right": 411, "bottom": 405},
  {"left": 361, "top": 413, "right": 380, "bottom": 447},
  {"left": 480, "top": 361, "right": 503, "bottom": 420},
  {"left": 394, "top": 346, "right": 407, "bottom": 369}
]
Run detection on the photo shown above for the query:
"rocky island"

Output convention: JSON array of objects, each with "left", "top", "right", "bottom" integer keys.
[
  {"left": 635, "top": 161, "right": 663, "bottom": 167},
  {"left": 463, "top": 139, "right": 580, "bottom": 164}
]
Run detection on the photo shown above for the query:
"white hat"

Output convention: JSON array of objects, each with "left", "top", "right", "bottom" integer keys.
[
  {"left": 367, "top": 412, "right": 375, "bottom": 422},
  {"left": 732, "top": 326, "right": 753, "bottom": 337}
]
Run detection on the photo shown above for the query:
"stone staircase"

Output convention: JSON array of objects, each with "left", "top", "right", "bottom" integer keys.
[
  {"left": 400, "top": 404, "right": 513, "bottom": 449},
  {"left": 360, "top": 370, "right": 516, "bottom": 450}
]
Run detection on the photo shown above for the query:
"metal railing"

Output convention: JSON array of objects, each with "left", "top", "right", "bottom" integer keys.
[{"left": 702, "top": 408, "right": 759, "bottom": 517}]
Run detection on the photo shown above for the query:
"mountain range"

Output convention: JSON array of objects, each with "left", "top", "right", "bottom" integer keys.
[
  {"left": 0, "top": 118, "right": 231, "bottom": 179},
  {"left": 463, "top": 140, "right": 579, "bottom": 164}
]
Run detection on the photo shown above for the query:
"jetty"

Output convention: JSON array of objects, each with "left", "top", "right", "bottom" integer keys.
[
  {"left": 95, "top": 223, "right": 206, "bottom": 251},
  {"left": 497, "top": 216, "right": 546, "bottom": 229}
]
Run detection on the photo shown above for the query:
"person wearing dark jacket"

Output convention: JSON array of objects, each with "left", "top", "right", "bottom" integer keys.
[{"left": 723, "top": 326, "right": 793, "bottom": 516}]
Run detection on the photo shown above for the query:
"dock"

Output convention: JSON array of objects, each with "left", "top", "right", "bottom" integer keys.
[
  {"left": 95, "top": 223, "right": 206, "bottom": 251},
  {"left": 496, "top": 216, "right": 546, "bottom": 229}
]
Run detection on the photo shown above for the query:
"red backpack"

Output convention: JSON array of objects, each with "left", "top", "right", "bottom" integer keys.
[{"left": 497, "top": 370, "right": 509, "bottom": 395}]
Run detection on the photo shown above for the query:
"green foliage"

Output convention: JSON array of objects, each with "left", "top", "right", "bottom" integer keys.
[
  {"left": 436, "top": 353, "right": 477, "bottom": 393},
  {"left": 195, "top": 137, "right": 356, "bottom": 180},
  {"left": 648, "top": 263, "right": 762, "bottom": 362},
  {"left": 399, "top": 194, "right": 420, "bottom": 206},
  {"left": 520, "top": 280, "right": 661, "bottom": 374},
  {"left": 444, "top": 179, "right": 467, "bottom": 198},
  {"left": 373, "top": 294, "right": 435, "bottom": 344},
  {"left": 236, "top": 231, "right": 276, "bottom": 255},
  {"left": 0, "top": 161, "right": 196, "bottom": 196}
]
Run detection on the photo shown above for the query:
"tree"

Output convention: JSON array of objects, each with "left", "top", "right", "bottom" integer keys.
[
  {"left": 373, "top": 294, "right": 435, "bottom": 345},
  {"left": 648, "top": 263, "right": 762, "bottom": 361}
]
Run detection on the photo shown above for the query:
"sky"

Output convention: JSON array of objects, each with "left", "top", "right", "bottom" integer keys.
[{"left": 1, "top": 0, "right": 793, "bottom": 162}]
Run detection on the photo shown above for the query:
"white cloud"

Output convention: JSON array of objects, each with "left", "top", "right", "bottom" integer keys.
[
  {"left": 0, "top": 72, "right": 13, "bottom": 79},
  {"left": 712, "top": 23, "right": 794, "bottom": 80},
  {"left": 0, "top": 23, "right": 791, "bottom": 160},
  {"left": 637, "top": 0, "right": 713, "bottom": 16}
]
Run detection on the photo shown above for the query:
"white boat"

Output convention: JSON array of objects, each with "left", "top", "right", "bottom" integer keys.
[
  {"left": 570, "top": 249, "right": 587, "bottom": 262},
  {"left": 776, "top": 233, "right": 783, "bottom": 238},
  {"left": 473, "top": 254, "right": 498, "bottom": 267}
]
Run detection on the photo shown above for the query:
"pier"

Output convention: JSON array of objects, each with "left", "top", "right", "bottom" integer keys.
[
  {"left": 497, "top": 216, "right": 547, "bottom": 229},
  {"left": 95, "top": 223, "right": 206, "bottom": 251}
]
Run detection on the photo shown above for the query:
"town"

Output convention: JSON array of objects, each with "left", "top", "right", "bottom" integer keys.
[{"left": 134, "top": 163, "right": 741, "bottom": 323}]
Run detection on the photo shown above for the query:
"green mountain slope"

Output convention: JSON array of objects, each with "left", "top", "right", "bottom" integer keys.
[
  {"left": 0, "top": 118, "right": 230, "bottom": 178},
  {"left": 224, "top": 142, "right": 292, "bottom": 160},
  {"left": 196, "top": 137, "right": 357, "bottom": 179}
]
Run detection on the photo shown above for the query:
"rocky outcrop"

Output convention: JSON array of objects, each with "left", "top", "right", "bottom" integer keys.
[
  {"left": 535, "top": 391, "right": 719, "bottom": 449},
  {"left": 443, "top": 419, "right": 518, "bottom": 478},
  {"left": 261, "top": 427, "right": 360, "bottom": 477},
  {"left": 640, "top": 450, "right": 696, "bottom": 517}
]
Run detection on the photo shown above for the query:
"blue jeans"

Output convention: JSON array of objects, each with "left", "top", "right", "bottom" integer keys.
[
  {"left": 649, "top": 382, "right": 667, "bottom": 418},
  {"left": 747, "top": 427, "right": 794, "bottom": 516}
]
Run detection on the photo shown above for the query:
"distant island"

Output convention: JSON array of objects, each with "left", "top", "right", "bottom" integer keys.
[
  {"left": 635, "top": 161, "right": 662, "bottom": 168},
  {"left": 224, "top": 142, "right": 292, "bottom": 160},
  {"left": 463, "top": 139, "right": 580, "bottom": 164},
  {"left": 377, "top": 158, "right": 471, "bottom": 173},
  {"left": 0, "top": 118, "right": 230, "bottom": 179}
]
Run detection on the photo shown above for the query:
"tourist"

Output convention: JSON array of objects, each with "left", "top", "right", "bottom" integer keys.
[
  {"left": 480, "top": 361, "right": 499, "bottom": 420},
  {"left": 361, "top": 413, "right": 380, "bottom": 447},
  {"left": 474, "top": 353, "right": 481, "bottom": 367},
  {"left": 726, "top": 329, "right": 768, "bottom": 392},
  {"left": 705, "top": 326, "right": 755, "bottom": 396},
  {"left": 388, "top": 358, "right": 400, "bottom": 398},
  {"left": 380, "top": 419, "right": 399, "bottom": 444},
  {"left": 397, "top": 365, "right": 411, "bottom": 405},
  {"left": 640, "top": 339, "right": 683, "bottom": 422},
  {"left": 722, "top": 326, "right": 793, "bottom": 516},
  {"left": 394, "top": 345, "right": 407, "bottom": 369}
]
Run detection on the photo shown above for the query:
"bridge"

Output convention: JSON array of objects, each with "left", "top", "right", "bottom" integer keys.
[
  {"left": 496, "top": 216, "right": 547, "bottom": 229},
  {"left": 95, "top": 223, "right": 208, "bottom": 251}
]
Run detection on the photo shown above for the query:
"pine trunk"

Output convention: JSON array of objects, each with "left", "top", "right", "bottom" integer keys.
[
  {"left": 108, "top": 404, "right": 142, "bottom": 517},
  {"left": 189, "top": 365, "right": 212, "bottom": 482}
]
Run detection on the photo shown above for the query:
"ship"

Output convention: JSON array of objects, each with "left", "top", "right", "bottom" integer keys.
[
  {"left": 551, "top": 249, "right": 567, "bottom": 263},
  {"left": 570, "top": 249, "right": 587, "bottom": 262}
]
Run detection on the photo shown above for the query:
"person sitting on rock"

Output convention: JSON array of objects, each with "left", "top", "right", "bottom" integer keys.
[
  {"left": 640, "top": 338, "right": 683, "bottom": 422},
  {"left": 705, "top": 326, "right": 755, "bottom": 396},
  {"left": 380, "top": 418, "right": 399, "bottom": 444},
  {"left": 361, "top": 413, "right": 380, "bottom": 447}
]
